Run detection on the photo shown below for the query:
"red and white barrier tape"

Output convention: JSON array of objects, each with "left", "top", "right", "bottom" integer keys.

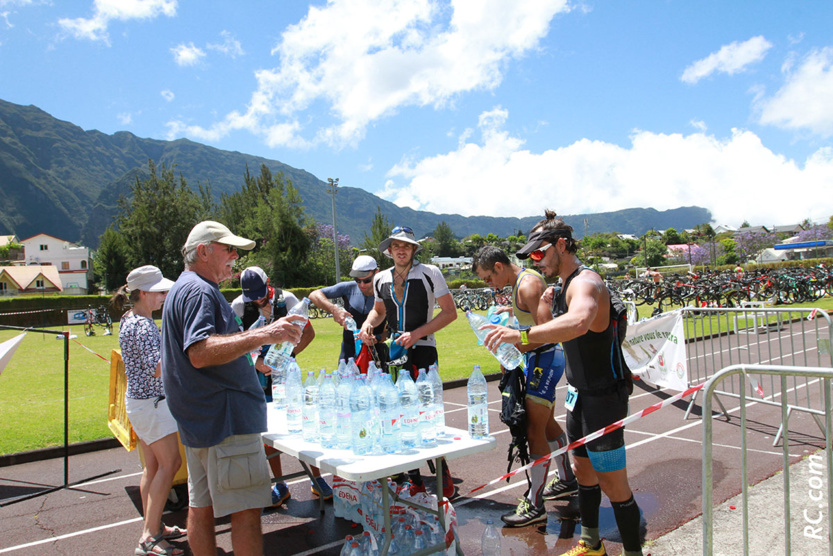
[
  {"left": 70, "top": 337, "right": 110, "bottom": 363},
  {"left": 467, "top": 382, "right": 706, "bottom": 495}
]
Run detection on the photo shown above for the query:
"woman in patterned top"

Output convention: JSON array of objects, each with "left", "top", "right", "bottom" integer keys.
[{"left": 112, "top": 265, "right": 185, "bottom": 556}]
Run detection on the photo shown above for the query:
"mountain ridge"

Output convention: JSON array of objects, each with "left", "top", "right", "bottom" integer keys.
[{"left": 0, "top": 98, "right": 711, "bottom": 247}]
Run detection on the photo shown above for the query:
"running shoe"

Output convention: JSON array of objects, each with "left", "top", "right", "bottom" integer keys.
[
  {"left": 542, "top": 477, "right": 579, "bottom": 500},
  {"left": 500, "top": 497, "right": 547, "bottom": 527},
  {"left": 558, "top": 540, "right": 607, "bottom": 555},
  {"left": 311, "top": 476, "right": 333, "bottom": 501},
  {"left": 441, "top": 462, "right": 455, "bottom": 499},
  {"left": 270, "top": 482, "right": 290, "bottom": 508}
]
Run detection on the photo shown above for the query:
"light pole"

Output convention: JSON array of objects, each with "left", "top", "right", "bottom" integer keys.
[{"left": 327, "top": 177, "right": 341, "bottom": 284}]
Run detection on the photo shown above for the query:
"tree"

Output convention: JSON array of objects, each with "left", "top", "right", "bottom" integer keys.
[
  {"left": 116, "top": 161, "right": 214, "bottom": 280},
  {"left": 662, "top": 228, "right": 681, "bottom": 245},
  {"left": 644, "top": 238, "right": 668, "bottom": 266},
  {"left": 734, "top": 230, "right": 777, "bottom": 262},
  {"left": 296, "top": 223, "right": 353, "bottom": 286},
  {"left": 93, "top": 225, "right": 129, "bottom": 293},
  {"left": 360, "top": 207, "right": 392, "bottom": 266},
  {"left": 215, "top": 164, "right": 311, "bottom": 286},
  {"left": 432, "top": 221, "right": 459, "bottom": 257},
  {"left": 717, "top": 238, "right": 739, "bottom": 265}
]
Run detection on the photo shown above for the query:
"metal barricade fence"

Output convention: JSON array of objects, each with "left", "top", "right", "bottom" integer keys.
[
  {"left": 682, "top": 306, "right": 833, "bottom": 444},
  {"left": 702, "top": 364, "right": 833, "bottom": 556}
]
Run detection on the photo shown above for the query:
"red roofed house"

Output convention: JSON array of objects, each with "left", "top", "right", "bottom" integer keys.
[{"left": 0, "top": 265, "right": 63, "bottom": 296}]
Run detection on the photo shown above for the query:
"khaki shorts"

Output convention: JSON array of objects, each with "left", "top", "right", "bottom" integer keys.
[{"left": 185, "top": 433, "right": 271, "bottom": 518}]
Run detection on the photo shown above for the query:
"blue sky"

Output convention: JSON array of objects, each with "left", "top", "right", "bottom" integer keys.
[{"left": 1, "top": 0, "right": 832, "bottom": 229}]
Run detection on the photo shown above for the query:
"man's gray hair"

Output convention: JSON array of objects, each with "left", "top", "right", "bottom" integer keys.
[{"left": 182, "top": 245, "right": 200, "bottom": 267}]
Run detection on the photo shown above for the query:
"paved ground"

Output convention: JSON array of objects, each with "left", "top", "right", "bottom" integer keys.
[{"left": 0, "top": 317, "right": 830, "bottom": 555}]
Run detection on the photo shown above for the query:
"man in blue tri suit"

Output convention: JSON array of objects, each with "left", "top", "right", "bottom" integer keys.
[
  {"left": 482, "top": 210, "right": 643, "bottom": 556},
  {"left": 309, "top": 255, "right": 388, "bottom": 367}
]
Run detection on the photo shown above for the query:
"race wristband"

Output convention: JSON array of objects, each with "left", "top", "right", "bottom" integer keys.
[{"left": 520, "top": 330, "right": 529, "bottom": 345}]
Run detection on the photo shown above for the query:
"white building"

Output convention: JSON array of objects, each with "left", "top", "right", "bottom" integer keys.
[
  {"left": 20, "top": 233, "right": 92, "bottom": 294},
  {"left": 431, "top": 256, "right": 473, "bottom": 272}
]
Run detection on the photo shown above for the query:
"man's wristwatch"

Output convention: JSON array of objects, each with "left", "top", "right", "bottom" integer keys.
[{"left": 520, "top": 330, "right": 530, "bottom": 345}]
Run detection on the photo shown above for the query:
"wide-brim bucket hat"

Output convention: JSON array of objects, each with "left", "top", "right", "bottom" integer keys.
[{"left": 378, "top": 226, "right": 423, "bottom": 258}]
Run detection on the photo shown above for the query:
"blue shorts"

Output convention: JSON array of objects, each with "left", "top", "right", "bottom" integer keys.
[{"left": 524, "top": 345, "right": 565, "bottom": 409}]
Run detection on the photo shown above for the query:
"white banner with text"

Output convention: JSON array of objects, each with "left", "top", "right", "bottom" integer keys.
[{"left": 622, "top": 310, "right": 688, "bottom": 391}]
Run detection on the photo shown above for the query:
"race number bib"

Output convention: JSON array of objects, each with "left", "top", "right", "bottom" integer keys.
[{"left": 564, "top": 384, "right": 578, "bottom": 412}]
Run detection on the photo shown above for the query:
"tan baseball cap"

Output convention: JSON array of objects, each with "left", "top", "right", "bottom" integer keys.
[{"left": 182, "top": 221, "right": 256, "bottom": 255}]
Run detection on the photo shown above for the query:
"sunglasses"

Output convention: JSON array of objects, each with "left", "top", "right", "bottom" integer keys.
[
  {"left": 212, "top": 242, "right": 237, "bottom": 254},
  {"left": 529, "top": 243, "right": 553, "bottom": 262},
  {"left": 392, "top": 226, "right": 413, "bottom": 235},
  {"left": 355, "top": 276, "right": 374, "bottom": 284}
]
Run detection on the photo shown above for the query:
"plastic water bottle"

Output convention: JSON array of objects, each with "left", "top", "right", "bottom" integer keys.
[
  {"left": 428, "top": 364, "right": 444, "bottom": 436},
  {"left": 344, "top": 315, "right": 358, "bottom": 332},
  {"left": 481, "top": 518, "right": 502, "bottom": 556},
  {"left": 350, "top": 376, "right": 372, "bottom": 455},
  {"left": 347, "top": 357, "right": 360, "bottom": 377},
  {"left": 412, "top": 529, "right": 427, "bottom": 553},
  {"left": 400, "top": 525, "right": 416, "bottom": 555},
  {"left": 319, "top": 372, "right": 337, "bottom": 448},
  {"left": 264, "top": 297, "right": 310, "bottom": 369},
  {"left": 271, "top": 360, "right": 287, "bottom": 413},
  {"left": 487, "top": 305, "right": 509, "bottom": 326},
  {"left": 415, "top": 368, "right": 436, "bottom": 447},
  {"left": 467, "top": 365, "right": 489, "bottom": 439},
  {"left": 465, "top": 309, "right": 524, "bottom": 369},
  {"left": 285, "top": 360, "right": 303, "bottom": 433},
  {"left": 335, "top": 372, "right": 353, "bottom": 449},
  {"left": 396, "top": 371, "right": 420, "bottom": 448},
  {"left": 378, "top": 374, "right": 402, "bottom": 454},
  {"left": 339, "top": 536, "right": 355, "bottom": 556},
  {"left": 302, "top": 371, "right": 319, "bottom": 442}
]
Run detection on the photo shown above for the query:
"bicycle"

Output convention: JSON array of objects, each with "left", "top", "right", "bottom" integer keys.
[{"left": 84, "top": 305, "right": 113, "bottom": 336}]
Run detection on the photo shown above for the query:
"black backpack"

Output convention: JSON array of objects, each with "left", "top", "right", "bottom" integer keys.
[{"left": 498, "top": 366, "right": 530, "bottom": 482}]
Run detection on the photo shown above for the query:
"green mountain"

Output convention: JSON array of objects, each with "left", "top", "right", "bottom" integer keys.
[{"left": 0, "top": 98, "right": 711, "bottom": 247}]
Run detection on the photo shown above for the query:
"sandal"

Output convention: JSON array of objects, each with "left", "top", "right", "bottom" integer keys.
[
  {"left": 135, "top": 534, "right": 184, "bottom": 556},
  {"left": 161, "top": 524, "right": 187, "bottom": 540}
]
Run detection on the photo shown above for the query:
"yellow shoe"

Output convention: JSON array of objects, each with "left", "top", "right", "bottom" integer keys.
[{"left": 559, "top": 539, "right": 607, "bottom": 556}]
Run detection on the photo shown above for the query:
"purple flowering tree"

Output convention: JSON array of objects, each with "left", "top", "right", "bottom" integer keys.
[
  {"left": 304, "top": 223, "right": 353, "bottom": 285},
  {"left": 734, "top": 230, "right": 777, "bottom": 262}
]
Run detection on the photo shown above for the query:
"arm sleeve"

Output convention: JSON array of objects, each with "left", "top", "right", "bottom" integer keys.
[
  {"left": 181, "top": 287, "right": 217, "bottom": 353},
  {"left": 428, "top": 265, "right": 450, "bottom": 297}
]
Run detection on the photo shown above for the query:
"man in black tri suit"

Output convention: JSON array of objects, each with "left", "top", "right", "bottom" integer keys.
[{"left": 483, "top": 211, "right": 643, "bottom": 556}]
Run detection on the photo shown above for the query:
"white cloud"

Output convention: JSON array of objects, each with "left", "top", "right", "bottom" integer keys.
[
  {"left": 0, "top": 0, "right": 34, "bottom": 8},
  {"left": 117, "top": 112, "right": 132, "bottom": 125},
  {"left": 690, "top": 119, "right": 707, "bottom": 132},
  {"left": 160, "top": 89, "right": 174, "bottom": 102},
  {"left": 166, "top": 0, "right": 569, "bottom": 148},
  {"left": 58, "top": 0, "right": 177, "bottom": 44},
  {"left": 681, "top": 36, "right": 772, "bottom": 84},
  {"left": 206, "top": 30, "right": 244, "bottom": 58},
  {"left": 757, "top": 47, "right": 833, "bottom": 137},
  {"left": 171, "top": 42, "right": 205, "bottom": 66},
  {"left": 379, "top": 108, "right": 833, "bottom": 227}
]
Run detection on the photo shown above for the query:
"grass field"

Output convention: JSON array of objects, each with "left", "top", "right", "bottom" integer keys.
[
  {"left": 0, "top": 309, "right": 498, "bottom": 455},
  {"left": 2, "top": 299, "right": 831, "bottom": 456}
]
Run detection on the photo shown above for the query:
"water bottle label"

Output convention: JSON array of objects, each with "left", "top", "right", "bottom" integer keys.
[{"left": 402, "top": 415, "right": 419, "bottom": 427}]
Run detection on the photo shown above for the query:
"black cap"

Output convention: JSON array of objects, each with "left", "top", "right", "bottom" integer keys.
[{"left": 516, "top": 229, "right": 573, "bottom": 259}]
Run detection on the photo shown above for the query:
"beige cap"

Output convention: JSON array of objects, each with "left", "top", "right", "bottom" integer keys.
[
  {"left": 127, "top": 265, "right": 174, "bottom": 292},
  {"left": 182, "top": 221, "right": 256, "bottom": 255}
]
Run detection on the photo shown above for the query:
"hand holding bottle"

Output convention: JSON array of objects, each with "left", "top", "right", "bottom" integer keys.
[
  {"left": 481, "top": 322, "right": 521, "bottom": 353},
  {"left": 263, "top": 314, "right": 305, "bottom": 345}
]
